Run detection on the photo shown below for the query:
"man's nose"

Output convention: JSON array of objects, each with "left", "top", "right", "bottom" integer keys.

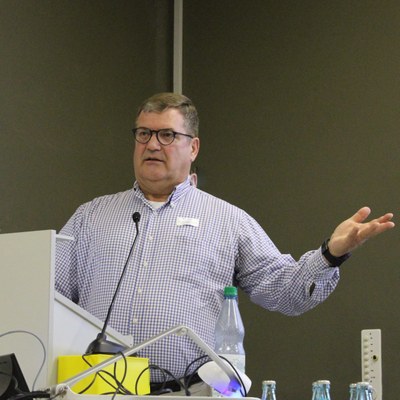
[{"left": 147, "top": 132, "right": 161, "bottom": 149}]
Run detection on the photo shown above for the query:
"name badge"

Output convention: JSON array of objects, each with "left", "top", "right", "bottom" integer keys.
[{"left": 176, "top": 217, "right": 199, "bottom": 227}]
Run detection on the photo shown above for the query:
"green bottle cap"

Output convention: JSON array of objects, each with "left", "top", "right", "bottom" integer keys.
[{"left": 224, "top": 286, "right": 238, "bottom": 296}]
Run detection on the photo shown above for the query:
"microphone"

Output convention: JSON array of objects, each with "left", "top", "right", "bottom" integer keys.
[{"left": 85, "top": 212, "right": 141, "bottom": 355}]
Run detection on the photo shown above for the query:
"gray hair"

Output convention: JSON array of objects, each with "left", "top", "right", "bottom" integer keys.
[{"left": 136, "top": 92, "right": 199, "bottom": 137}]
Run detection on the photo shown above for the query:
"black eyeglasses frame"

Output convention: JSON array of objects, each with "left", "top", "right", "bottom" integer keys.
[{"left": 132, "top": 127, "right": 194, "bottom": 146}]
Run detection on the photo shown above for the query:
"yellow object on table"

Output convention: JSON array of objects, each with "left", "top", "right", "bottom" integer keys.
[{"left": 58, "top": 354, "right": 150, "bottom": 395}]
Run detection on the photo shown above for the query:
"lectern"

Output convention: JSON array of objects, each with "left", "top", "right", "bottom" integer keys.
[
  {"left": 0, "top": 231, "right": 259, "bottom": 400},
  {"left": 0, "top": 230, "right": 133, "bottom": 390}
]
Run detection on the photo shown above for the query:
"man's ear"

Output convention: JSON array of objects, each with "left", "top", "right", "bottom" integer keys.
[
  {"left": 190, "top": 137, "right": 200, "bottom": 162},
  {"left": 190, "top": 173, "right": 198, "bottom": 187}
]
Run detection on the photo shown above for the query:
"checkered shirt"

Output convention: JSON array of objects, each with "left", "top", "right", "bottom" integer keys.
[{"left": 55, "top": 177, "right": 339, "bottom": 381}]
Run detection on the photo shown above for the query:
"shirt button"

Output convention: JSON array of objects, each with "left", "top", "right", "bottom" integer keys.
[
  {"left": 148, "top": 235, "right": 153, "bottom": 241},
  {"left": 143, "top": 260, "right": 148, "bottom": 267},
  {"left": 132, "top": 318, "right": 139, "bottom": 324},
  {"left": 138, "top": 288, "right": 143, "bottom": 294}
]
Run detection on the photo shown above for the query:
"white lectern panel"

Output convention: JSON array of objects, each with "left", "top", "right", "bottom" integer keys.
[
  {"left": 0, "top": 230, "right": 133, "bottom": 390},
  {"left": 0, "top": 230, "right": 55, "bottom": 389}
]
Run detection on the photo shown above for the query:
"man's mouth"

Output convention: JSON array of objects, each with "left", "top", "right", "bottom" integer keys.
[{"left": 144, "top": 157, "right": 163, "bottom": 163}]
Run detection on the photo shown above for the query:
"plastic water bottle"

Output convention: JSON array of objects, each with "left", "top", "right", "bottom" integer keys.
[
  {"left": 261, "top": 380, "right": 277, "bottom": 400},
  {"left": 214, "top": 286, "right": 245, "bottom": 373},
  {"left": 311, "top": 380, "right": 331, "bottom": 400}
]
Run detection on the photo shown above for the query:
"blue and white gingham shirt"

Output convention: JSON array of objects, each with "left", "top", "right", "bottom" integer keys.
[{"left": 55, "top": 177, "right": 339, "bottom": 381}]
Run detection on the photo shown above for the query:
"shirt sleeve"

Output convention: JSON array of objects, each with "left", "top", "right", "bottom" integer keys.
[
  {"left": 235, "top": 210, "right": 340, "bottom": 316},
  {"left": 55, "top": 203, "right": 89, "bottom": 303}
]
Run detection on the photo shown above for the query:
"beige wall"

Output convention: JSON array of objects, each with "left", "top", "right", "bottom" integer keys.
[
  {"left": 0, "top": 0, "right": 173, "bottom": 233},
  {"left": 183, "top": 1, "right": 399, "bottom": 399}
]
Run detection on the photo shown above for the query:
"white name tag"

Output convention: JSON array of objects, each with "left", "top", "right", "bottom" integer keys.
[{"left": 176, "top": 217, "right": 199, "bottom": 227}]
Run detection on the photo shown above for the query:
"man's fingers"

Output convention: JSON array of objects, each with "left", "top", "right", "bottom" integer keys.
[
  {"left": 376, "top": 213, "right": 394, "bottom": 223},
  {"left": 351, "top": 206, "right": 372, "bottom": 223},
  {"left": 358, "top": 219, "right": 395, "bottom": 241}
]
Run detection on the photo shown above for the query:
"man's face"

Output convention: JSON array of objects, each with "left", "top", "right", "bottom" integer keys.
[{"left": 133, "top": 109, "right": 200, "bottom": 200}]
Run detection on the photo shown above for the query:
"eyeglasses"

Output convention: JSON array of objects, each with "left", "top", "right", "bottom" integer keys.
[{"left": 132, "top": 127, "right": 194, "bottom": 146}]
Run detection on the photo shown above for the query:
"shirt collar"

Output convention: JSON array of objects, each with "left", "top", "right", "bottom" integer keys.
[{"left": 133, "top": 176, "right": 193, "bottom": 208}]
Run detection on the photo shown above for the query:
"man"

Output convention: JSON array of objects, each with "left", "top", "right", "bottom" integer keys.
[{"left": 56, "top": 93, "right": 394, "bottom": 393}]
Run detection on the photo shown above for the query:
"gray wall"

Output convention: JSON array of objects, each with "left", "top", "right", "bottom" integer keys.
[
  {"left": 1, "top": 1, "right": 399, "bottom": 399},
  {"left": 183, "top": 1, "right": 399, "bottom": 399},
  {"left": 0, "top": 0, "right": 173, "bottom": 233}
]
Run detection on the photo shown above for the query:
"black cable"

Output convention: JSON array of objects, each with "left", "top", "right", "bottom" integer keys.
[
  {"left": 79, "top": 353, "right": 132, "bottom": 395},
  {"left": 218, "top": 355, "right": 248, "bottom": 397},
  {"left": 110, "top": 352, "right": 129, "bottom": 399},
  {"left": 134, "top": 365, "right": 151, "bottom": 395},
  {"left": 79, "top": 355, "right": 110, "bottom": 394},
  {"left": 135, "top": 364, "right": 167, "bottom": 395},
  {"left": 143, "top": 364, "right": 184, "bottom": 395},
  {"left": 77, "top": 371, "right": 98, "bottom": 394},
  {"left": 158, "top": 367, "right": 183, "bottom": 394},
  {"left": 101, "top": 352, "right": 131, "bottom": 395},
  {"left": 183, "top": 354, "right": 210, "bottom": 395}
]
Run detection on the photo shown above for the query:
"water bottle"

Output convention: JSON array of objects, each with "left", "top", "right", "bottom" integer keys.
[
  {"left": 354, "top": 382, "right": 373, "bottom": 400},
  {"left": 214, "top": 286, "right": 245, "bottom": 373},
  {"left": 348, "top": 383, "right": 357, "bottom": 400},
  {"left": 311, "top": 380, "right": 331, "bottom": 400},
  {"left": 261, "top": 380, "right": 277, "bottom": 400}
]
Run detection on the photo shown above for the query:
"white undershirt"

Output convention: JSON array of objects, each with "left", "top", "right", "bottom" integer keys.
[{"left": 149, "top": 201, "right": 165, "bottom": 209}]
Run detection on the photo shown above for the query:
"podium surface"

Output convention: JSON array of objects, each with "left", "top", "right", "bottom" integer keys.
[{"left": 59, "top": 387, "right": 260, "bottom": 400}]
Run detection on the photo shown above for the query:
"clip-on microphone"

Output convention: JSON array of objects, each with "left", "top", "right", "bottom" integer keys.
[{"left": 85, "top": 212, "right": 141, "bottom": 355}]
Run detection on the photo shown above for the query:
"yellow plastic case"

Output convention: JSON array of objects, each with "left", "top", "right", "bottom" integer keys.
[{"left": 58, "top": 354, "right": 150, "bottom": 395}]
